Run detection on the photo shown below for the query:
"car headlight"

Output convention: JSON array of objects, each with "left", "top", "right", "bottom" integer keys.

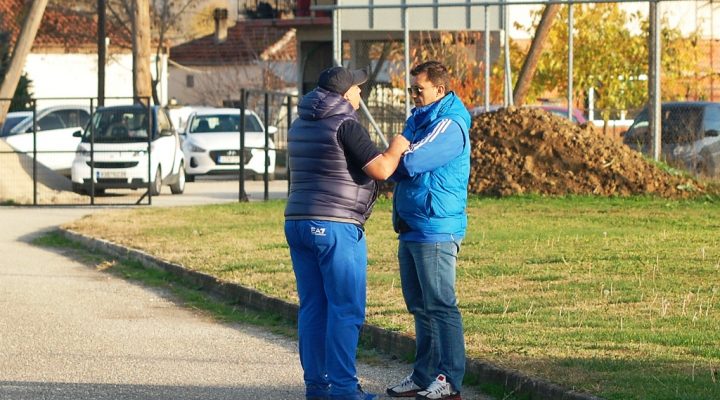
[{"left": 187, "top": 143, "right": 206, "bottom": 152}]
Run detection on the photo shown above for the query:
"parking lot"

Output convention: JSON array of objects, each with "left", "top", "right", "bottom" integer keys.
[{"left": 148, "top": 177, "right": 288, "bottom": 207}]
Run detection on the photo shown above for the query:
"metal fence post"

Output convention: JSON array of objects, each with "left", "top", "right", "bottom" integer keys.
[
  {"left": 263, "top": 92, "right": 270, "bottom": 201},
  {"left": 568, "top": 1, "right": 574, "bottom": 120},
  {"left": 147, "top": 100, "right": 153, "bottom": 205},
  {"left": 239, "top": 89, "right": 248, "bottom": 202},
  {"left": 32, "top": 100, "right": 37, "bottom": 206},
  {"left": 286, "top": 94, "right": 293, "bottom": 194},
  {"left": 90, "top": 98, "right": 95, "bottom": 205}
]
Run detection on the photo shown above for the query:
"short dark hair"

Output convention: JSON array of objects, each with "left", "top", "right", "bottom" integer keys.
[{"left": 410, "top": 61, "right": 451, "bottom": 91}]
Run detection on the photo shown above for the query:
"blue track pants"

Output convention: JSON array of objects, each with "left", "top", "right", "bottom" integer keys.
[{"left": 285, "top": 220, "right": 367, "bottom": 398}]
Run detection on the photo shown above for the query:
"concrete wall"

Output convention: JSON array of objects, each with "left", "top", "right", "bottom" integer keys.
[
  {"left": 168, "top": 61, "right": 296, "bottom": 106},
  {"left": 24, "top": 52, "right": 169, "bottom": 108}
]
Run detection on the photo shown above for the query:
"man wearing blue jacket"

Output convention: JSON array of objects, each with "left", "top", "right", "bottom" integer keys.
[
  {"left": 285, "top": 66, "right": 410, "bottom": 400},
  {"left": 386, "top": 61, "right": 471, "bottom": 400}
]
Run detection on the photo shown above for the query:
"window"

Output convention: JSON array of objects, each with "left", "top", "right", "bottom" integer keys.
[
  {"left": 662, "top": 106, "right": 702, "bottom": 144},
  {"left": 189, "top": 114, "right": 263, "bottom": 133},
  {"left": 58, "top": 109, "right": 90, "bottom": 129},
  {"left": 86, "top": 109, "right": 149, "bottom": 142},
  {"left": 702, "top": 105, "right": 720, "bottom": 137},
  {"left": 624, "top": 109, "right": 650, "bottom": 146},
  {"left": 186, "top": 74, "right": 194, "bottom": 88},
  {"left": 36, "top": 114, "right": 65, "bottom": 131}
]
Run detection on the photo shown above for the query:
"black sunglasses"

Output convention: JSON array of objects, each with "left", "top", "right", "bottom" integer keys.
[
  {"left": 407, "top": 85, "right": 439, "bottom": 96},
  {"left": 407, "top": 86, "right": 426, "bottom": 96}
]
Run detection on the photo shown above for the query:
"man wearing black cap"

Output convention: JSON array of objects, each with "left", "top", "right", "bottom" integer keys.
[{"left": 284, "top": 66, "right": 410, "bottom": 400}]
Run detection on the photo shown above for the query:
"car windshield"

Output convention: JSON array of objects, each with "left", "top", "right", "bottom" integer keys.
[
  {"left": 661, "top": 106, "right": 703, "bottom": 143},
  {"left": 83, "top": 109, "right": 151, "bottom": 143},
  {"left": 188, "top": 114, "right": 262, "bottom": 134},
  {"left": 0, "top": 114, "right": 31, "bottom": 137},
  {"left": 627, "top": 106, "right": 704, "bottom": 144}
]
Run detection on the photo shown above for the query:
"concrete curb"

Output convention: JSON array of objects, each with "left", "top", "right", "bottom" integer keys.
[{"left": 59, "top": 228, "right": 603, "bottom": 400}]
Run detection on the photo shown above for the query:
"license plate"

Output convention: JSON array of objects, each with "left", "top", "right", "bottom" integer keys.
[
  {"left": 217, "top": 155, "right": 240, "bottom": 164},
  {"left": 97, "top": 170, "right": 126, "bottom": 178}
]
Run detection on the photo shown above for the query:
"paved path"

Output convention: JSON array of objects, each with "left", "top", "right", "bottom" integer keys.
[{"left": 0, "top": 207, "right": 489, "bottom": 400}]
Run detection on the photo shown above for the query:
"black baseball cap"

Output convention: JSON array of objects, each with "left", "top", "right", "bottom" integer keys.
[{"left": 318, "top": 66, "right": 368, "bottom": 95}]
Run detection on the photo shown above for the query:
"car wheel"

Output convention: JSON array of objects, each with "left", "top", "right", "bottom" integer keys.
[
  {"left": 150, "top": 167, "right": 162, "bottom": 196},
  {"left": 170, "top": 164, "right": 186, "bottom": 194}
]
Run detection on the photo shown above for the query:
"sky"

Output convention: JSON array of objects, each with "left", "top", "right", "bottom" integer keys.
[{"left": 506, "top": 0, "right": 718, "bottom": 39}]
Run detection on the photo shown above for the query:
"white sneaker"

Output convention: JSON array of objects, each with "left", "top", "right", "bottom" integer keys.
[
  {"left": 415, "top": 374, "right": 461, "bottom": 400},
  {"left": 386, "top": 373, "right": 422, "bottom": 397}
]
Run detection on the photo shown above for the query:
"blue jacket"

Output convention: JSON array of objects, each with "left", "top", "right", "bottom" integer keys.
[
  {"left": 392, "top": 92, "right": 471, "bottom": 240},
  {"left": 284, "top": 87, "right": 378, "bottom": 226}
]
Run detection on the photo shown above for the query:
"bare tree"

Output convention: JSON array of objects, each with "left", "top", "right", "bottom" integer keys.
[
  {"left": 106, "top": 0, "right": 199, "bottom": 104},
  {"left": 149, "top": 0, "right": 198, "bottom": 104}
]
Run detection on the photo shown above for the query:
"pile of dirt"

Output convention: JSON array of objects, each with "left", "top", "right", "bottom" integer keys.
[
  {"left": 469, "top": 106, "right": 703, "bottom": 198},
  {"left": 0, "top": 140, "right": 85, "bottom": 204}
]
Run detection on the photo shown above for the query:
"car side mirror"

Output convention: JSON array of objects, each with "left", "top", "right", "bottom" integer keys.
[
  {"left": 73, "top": 130, "right": 82, "bottom": 137},
  {"left": 267, "top": 126, "right": 278, "bottom": 137},
  {"left": 705, "top": 129, "right": 719, "bottom": 137},
  {"left": 160, "top": 128, "right": 174, "bottom": 137}
]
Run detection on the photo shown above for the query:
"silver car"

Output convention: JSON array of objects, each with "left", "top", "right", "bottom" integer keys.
[{"left": 623, "top": 102, "right": 720, "bottom": 177}]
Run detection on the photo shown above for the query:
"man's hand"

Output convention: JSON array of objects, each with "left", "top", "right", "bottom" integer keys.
[
  {"left": 388, "top": 134, "right": 410, "bottom": 156},
  {"left": 363, "top": 134, "right": 411, "bottom": 180}
]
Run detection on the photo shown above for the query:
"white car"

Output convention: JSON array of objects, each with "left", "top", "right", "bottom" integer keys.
[
  {"left": 70, "top": 105, "right": 185, "bottom": 196},
  {"left": 2, "top": 105, "right": 91, "bottom": 175},
  {"left": 0, "top": 111, "right": 32, "bottom": 136},
  {"left": 181, "top": 108, "right": 276, "bottom": 181}
]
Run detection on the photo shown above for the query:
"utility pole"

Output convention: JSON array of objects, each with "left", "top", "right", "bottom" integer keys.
[
  {"left": 132, "top": 0, "right": 152, "bottom": 105},
  {"left": 97, "top": 0, "right": 106, "bottom": 106},
  {"left": 0, "top": 0, "right": 49, "bottom": 123}
]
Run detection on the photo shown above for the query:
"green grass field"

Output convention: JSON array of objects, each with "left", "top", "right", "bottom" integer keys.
[{"left": 64, "top": 196, "right": 720, "bottom": 400}]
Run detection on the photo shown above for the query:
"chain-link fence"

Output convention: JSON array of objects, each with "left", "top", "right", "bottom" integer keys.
[
  {"left": 0, "top": 97, "right": 176, "bottom": 206},
  {"left": 224, "top": 89, "right": 297, "bottom": 200},
  {"left": 326, "top": 0, "right": 720, "bottom": 179},
  {"left": 0, "top": 92, "right": 297, "bottom": 206}
]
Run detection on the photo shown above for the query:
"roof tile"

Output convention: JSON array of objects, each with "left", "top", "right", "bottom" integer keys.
[
  {"left": 169, "top": 19, "right": 297, "bottom": 66},
  {"left": 0, "top": 0, "right": 132, "bottom": 51}
]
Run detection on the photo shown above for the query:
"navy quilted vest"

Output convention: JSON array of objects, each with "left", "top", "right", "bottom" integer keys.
[{"left": 284, "top": 87, "right": 378, "bottom": 226}]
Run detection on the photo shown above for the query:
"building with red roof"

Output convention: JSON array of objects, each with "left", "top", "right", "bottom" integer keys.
[
  {"left": 0, "top": 0, "right": 167, "bottom": 107},
  {"left": 168, "top": 15, "right": 301, "bottom": 106}
]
